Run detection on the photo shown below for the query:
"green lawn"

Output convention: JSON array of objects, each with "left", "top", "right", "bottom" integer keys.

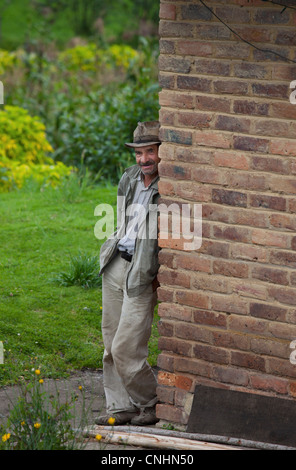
[{"left": 0, "top": 178, "right": 159, "bottom": 386}]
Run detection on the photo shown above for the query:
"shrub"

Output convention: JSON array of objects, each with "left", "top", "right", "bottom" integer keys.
[
  {"left": 0, "top": 106, "right": 73, "bottom": 191},
  {"left": 51, "top": 252, "right": 102, "bottom": 289}
]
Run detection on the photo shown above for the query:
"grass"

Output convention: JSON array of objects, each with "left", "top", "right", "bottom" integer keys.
[{"left": 0, "top": 176, "right": 160, "bottom": 387}]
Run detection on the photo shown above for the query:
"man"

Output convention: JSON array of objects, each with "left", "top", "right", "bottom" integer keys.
[{"left": 96, "top": 121, "right": 161, "bottom": 426}]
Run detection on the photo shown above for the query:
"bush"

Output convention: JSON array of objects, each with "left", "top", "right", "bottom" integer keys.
[{"left": 0, "top": 106, "right": 73, "bottom": 191}]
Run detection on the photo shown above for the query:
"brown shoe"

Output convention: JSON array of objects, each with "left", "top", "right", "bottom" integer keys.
[
  {"left": 95, "top": 411, "right": 137, "bottom": 426},
  {"left": 130, "top": 407, "right": 159, "bottom": 426}
]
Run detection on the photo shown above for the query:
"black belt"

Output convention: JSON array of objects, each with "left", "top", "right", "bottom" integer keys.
[{"left": 119, "top": 250, "right": 133, "bottom": 262}]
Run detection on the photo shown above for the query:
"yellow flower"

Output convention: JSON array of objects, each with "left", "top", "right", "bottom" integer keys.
[
  {"left": 35, "top": 369, "right": 41, "bottom": 375},
  {"left": 21, "top": 421, "right": 25, "bottom": 426},
  {"left": 2, "top": 433, "right": 11, "bottom": 442},
  {"left": 108, "top": 417, "right": 115, "bottom": 425},
  {"left": 95, "top": 434, "right": 102, "bottom": 441},
  {"left": 39, "top": 379, "right": 44, "bottom": 384},
  {"left": 34, "top": 423, "right": 41, "bottom": 429},
  {"left": 78, "top": 385, "right": 83, "bottom": 390}
]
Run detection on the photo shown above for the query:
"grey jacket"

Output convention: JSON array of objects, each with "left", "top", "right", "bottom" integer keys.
[{"left": 99, "top": 164, "right": 160, "bottom": 297}]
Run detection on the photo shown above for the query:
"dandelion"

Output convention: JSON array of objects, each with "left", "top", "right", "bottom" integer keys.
[
  {"left": 39, "top": 379, "right": 44, "bottom": 384},
  {"left": 21, "top": 421, "right": 25, "bottom": 426},
  {"left": 35, "top": 369, "right": 41, "bottom": 375},
  {"left": 2, "top": 433, "right": 11, "bottom": 442},
  {"left": 78, "top": 385, "right": 83, "bottom": 391},
  {"left": 95, "top": 434, "right": 102, "bottom": 441},
  {"left": 108, "top": 417, "right": 115, "bottom": 425},
  {"left": 34, "top": 423, "right": 41, "bottom": 429}
]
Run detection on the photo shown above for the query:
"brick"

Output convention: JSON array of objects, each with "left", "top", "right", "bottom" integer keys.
[
  {"left": 175, "top": 375, "right": 193, "bottom": 391},
  {"left": 199, "top": 239, "right": 230, "bottom": 259},
  {"left": 175, "top": 252, "right": 211, "bottom": 273},
  {"left": 270, "top": 250, "right": 296, "bottom": 268},
  {"left": 270, "top": 213, "right": 296, "bottom": 231},
  {"left": 214, "top": 151, "right": 249, "bottom": 170},
  {"left": 177, "top": 75, "right": 211, "bottom": 92},
  {"left": 268, "top": 286, "right": 296, "bottom": 306},
  {"left": 229, "top": 315, "right": 267, "bottom": 335},
  {"left": 267, "top": 357, "right": 296, "bottom": 380},
  {"left": 176, "top": 41, "right": 213, "bottom": 57},
  {"left": 276, "top": 30, "right": 296, "bottom": 46},
  {"left": 212, "top": 188, "right": 247, "bottom": 207},
  {"left": 158, "top": 336, "right": 192, "bottom": 357},
  {"left": 159, "top": 3, "right": 176, "bottom": 20},
  {"left": 228, "top": 171, "right": 267, "bottom": 191},
  {"left": 157, "top": 385, "right": 175, "bottom": 404},
  {"left": 234, "top": 26, "right": 273, "bottom": 44},
  {"left": 252, "top": 83, "right": 289, "bottom": 99},
  {"left": 233, "top": 135, "right": 269, "bottom": 153},
  {"left": 158, "top": 179, "right": 175, "bottom": 197},
  {"left": 213, "top": 365, "right": 249, "bottom": 386},
  {"left": 158, "top": 319, "right": 174, "bottom": 337},
  {"left": 175, "top": 357, "right": 214, "bottom": 378},
  {"left": 177, "top": 111, "right": 212, "bottom": 129},
  {"left": 231, "top": 350, "right": 265, "bottom": 372},
  {"left": 195, "top": 58, "right": 230, "bottom": 77},
  {"left": 158, "top": 161, "right": 191, "bottom": 179},
  {"left": 250, "top": 155, "right": 289, "bottom": 175},
  {"left": 213, "top": 259, "right": 249, "bottom": 278},
  {"left": 250, "top": 374, "right": 289, "bottom": 395},
  {"left": 175, "top": 322, "right": 212, "bottom": 343},
  {"left": 159, "top": 73, "right": 175, "bottom": 90},
  {"left": 157, "top": 286, "right": 174, "bottom": 302},
  {"left": 215, "top": 5, "right": 250, "bottom": 23},
  {"left": 252, "top": 265, "right": 289, "bottom": 286},
  {"left": 159, "top": 39, "right": 175, "bottom": 55},
  {"left": 253, "top": 119, "right": 290, "bottom": 138},
  {"left": 213, "top": 79, "right": 248, "bottom": 95},
  {"left": 250, "top": 302, "right": 287, "bottom": 322},
  {"left": 174, "top": 181, "right": 212, "bottom": 202},
  {"left": 157, "top": 352, "right": 175, "bottom": 372},
  {"left": 231, "top": 244, "right": 268, "bottom": 263},
  {"left": 175, "top": 290, "right": 209, "bottom": 309},
  {"left": 196, "top": 94, "right": 231, "bottom": 113},
  {"left": 158, "top": 267, "right": 191, "bottom": 288},
  {"left": 252, "top": 229, "right": 289, "bottom": 248},
  {"left": 158, "top": 302, "right": 193, "bottom": 322},
  {"left": 193, "top": 343, "right": 229, "bottom": 365},
  {"left": 250, "top": 337, "right": 288, "bottom": 359},
  {"left": 159, "top": 108, "right": 175, "bottom": 126},
  {"left": 158, "top": 55, "right": 192, "bottom": 73},
  {"left": 212, "top": 329, "right": 249, "bottom": 351},
  {"left": 175, "top": 147, "right": 213, "bottom": 165},
  {"left": 234, "top": 99, "right": 269, "bottom": 116},
  {"left": 215, "top": 43, "right": 250, "bottom": 59},
  {"left": 250, "top": 194, "right": 286, "bottom": 212},
  {"left": 159, "top": 90, "right": 194, "bottom": 109},
  {"left": 195, "top": 24, "right": 231, "bottom": 41},
  {"left": 181, "top": 3, "right": 212, "bottom": 20},
  {"left": 192, "top": 272, "right": 229, "bottom": 294},
  {"left": 230, "top": 279, "right": 267, "bottom": 301},
  {"left": 272, "top": 64, "right": 296, "bottom": 81},
  {"left": 193, "top": 309, "right": 227, "bottom": 328},
  {"left": 156, "top": 404, "right": 188, "bottom": 425},
  {"left": 158, "top": 371, "right": 176, "bottom": 387},
  {"left": 215, "top": 114, "right": 251, "bottom": 133},
  {"left": 270, "top": 140, "right": 296, "bottom": 157},
  {"left": 159, "top": 20, "right": 194, "bottom": 38},
  {"left": 213, "top": 225, "right": 250, "bottom": 243},
  {"left": 193, "top": 130, "right": 232, "bottom": 149},
  {"left": 211, "top": 294, "right": 249, "bottom": 315},
  {"left": 254, "top": 9, "right": 290, "bottom": 25},
  {"left": 233, "top": 62, "right": 269, "bottom": 79},
  {"left": 192, "top": 166, "right": 226, "bottom": 185}
]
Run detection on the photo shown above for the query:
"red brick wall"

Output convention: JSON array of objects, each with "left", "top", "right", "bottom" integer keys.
[{"left": 157, "top": 0, "right": 296, "bottom": 428}]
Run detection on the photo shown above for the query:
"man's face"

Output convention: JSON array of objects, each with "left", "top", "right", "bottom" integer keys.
[{"left": 135, "top": 144, "right": 160, "bottom": 179}]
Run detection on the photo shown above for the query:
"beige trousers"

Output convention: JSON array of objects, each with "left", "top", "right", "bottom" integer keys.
[{"left": 101, "top": 253, "right": 158, "bottom": 414}]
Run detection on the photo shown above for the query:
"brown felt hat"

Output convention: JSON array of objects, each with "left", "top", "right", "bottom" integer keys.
[{"left": 125, "top": 121, "right": 161, "bottom": 148}]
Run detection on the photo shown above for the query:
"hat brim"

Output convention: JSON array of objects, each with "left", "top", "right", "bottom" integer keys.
[{"left": 125, "top": 141, "right": 161, "bottom": 148}]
